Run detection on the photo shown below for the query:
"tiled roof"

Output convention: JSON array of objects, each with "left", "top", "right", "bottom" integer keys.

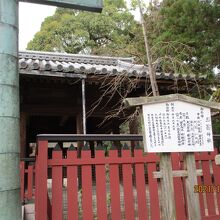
[{"left": 19, "top": 50, "right": 205, "bottom": 80}]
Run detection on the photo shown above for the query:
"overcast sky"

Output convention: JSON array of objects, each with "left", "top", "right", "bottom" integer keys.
[
  {"left": 18, "top": 1, "right": 141, "bottom": 51},
  {"left": 19, "top": 2, "right": 56, "bottom": 50}
]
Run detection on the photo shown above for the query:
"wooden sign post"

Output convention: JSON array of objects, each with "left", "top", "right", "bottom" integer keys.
[
  {"left": 160, "top": 153, "right": 176, "bottom": 220},
  {"left": 125, "top": 94, "right": 220, "bottom": 220},
  {"left": 215, "top": 154, "right": 220, "bottom": 165}
]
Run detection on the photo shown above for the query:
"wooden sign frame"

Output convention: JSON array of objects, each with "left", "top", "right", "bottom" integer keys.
[
  {"left": 142, "top": 100, "right": 214, "bottom": 153},
  {"left": 125, "top": 94, "right": 220, "bottom": 220}
]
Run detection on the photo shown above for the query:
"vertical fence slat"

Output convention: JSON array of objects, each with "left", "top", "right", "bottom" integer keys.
[
  {"left": 212, "top": 149, "right": 220, "bottom": 213},
  {"left": 134, "top": 149, "right": 148, "bottom": 220},
  {"left": 81, "top": 149, "right": 93, "bottom": 220},
  {"left": 35, "top": 140, "right": 48, "bottom": 220},
  {"left": 35, "top": 158, "right": 39, "bottom": 220},
  {"left": 67, "top": 149, "right": 78, "bottom": 220},
  {"left": 148, "top": 155, "right": 160, "bottom": 220},
  {"left": 27, "top": 165, "right": 34, "bottom": 200},
  {"left": 180, "top": 155, "right": 188, "bottom": 218},
  {"left": 52, "top": 148, "right": 63, "bottom": 220},
  {"left": 47, "top": 193, "right": 52, "bottom": 220},
  {"left": 109, "top": 150, "right": 121, "bottom": 220},
  {"left": 20, "top": 161, "right": 25, "bottom": 202},
  {"left": 122, "top": 149, "right": 135, "bottom": 220},
  {"left": 196, "top": 155, "right": 205, "bottom": 217},
  {"left": 171, "top": 153, "right": 187, "bottom": 220},
  {"left": 201, "top": 152, "right": 216, "bottom": 216},
  {"left": 96, "top": 150, "right": 107, "bottom": 220}
]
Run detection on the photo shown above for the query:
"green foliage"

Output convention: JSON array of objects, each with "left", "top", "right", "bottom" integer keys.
[
  {"left": 208, "top": 82, "right": 220, "bottom": 134},
  {"left": 146, "top": 0, "right": 220, "bottom": 75},
  {"left": 213, "top": 118, "right": 220, "bottom": 134},
  {"left": 27, "top": 0, "right": 220, "bottom": 76},
  {"left": 212, "top": 87, "right": 220, "bottom": 102},
  {"left": 27, "top": 0, "right": 139, "bottom": 57}
]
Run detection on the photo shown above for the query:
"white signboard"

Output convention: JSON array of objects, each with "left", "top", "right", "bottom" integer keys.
[{"left": 142, "top": 101, "right": 214, "bottom": 152}]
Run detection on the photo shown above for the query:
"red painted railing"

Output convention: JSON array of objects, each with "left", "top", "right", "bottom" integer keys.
[
  {"left": 20, "top": 134, "right": 220, "bottom": 220},
  {"left": 35, "top": 135, "right": 161, "bottom": 220},
  {"left": 195, "top": 151, "right": 220, "bottom": 220},
  {"left": 20, "top": 159, "right": 35, "bottom": 202}
]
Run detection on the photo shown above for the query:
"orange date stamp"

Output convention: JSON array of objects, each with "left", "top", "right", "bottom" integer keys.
[{"left": 194, "top": 185, "right": 220, "bottom": 193}]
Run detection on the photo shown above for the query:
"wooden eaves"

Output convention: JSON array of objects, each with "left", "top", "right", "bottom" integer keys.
[{"left": 125, "top": 93, "right": 220, "bottom": 112}]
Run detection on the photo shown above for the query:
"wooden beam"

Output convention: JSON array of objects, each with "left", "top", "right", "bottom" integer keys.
[
  {"left": 20, "top": 69, "right": 86, "bottom": 79},
  {"left": 85, "top": 75, "right": 203, "bottom": 86},
  {"left": 76, "top": 113, "right": 84, "bottom": 155},
  {"left": 21, "top": 104, "right": 81, "bottom": 116},
  {"left": 153, "top": 169, "right": 203, "bottom": 178},
  {"left": 19, "top": 0, "right": 103, "bottom": 12},
  {"left": 215, "top": 154, "right": 220, "bottom": 165},
  {"left": 125, "top": 94, "right": 220, "bottom": 112}
]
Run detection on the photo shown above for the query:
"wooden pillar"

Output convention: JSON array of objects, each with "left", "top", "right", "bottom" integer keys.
[
  {"left": 76, "top": 113, "right": 84, "bottom": 189},
  {"left": 89, "top": 141, "right": 95, "bottom": 157},
  {"left": 160, "top": 153, "right": 176, "bottom": 220},
  {"left": 20, "top": 111, "right": 26, "bottom": 158},
  {"left": 81, "top": 79, "right": 86, "bottom": 135},
  {"left": 76, "top": 113, "right": 83, "bottom": 135},
  {"left": 76, "top": 113, "right": 84, "bottom": 156},
  {"left": 184, "top": 153, "right": 201, "bottom": 220},
  {"left": 112, "top": 121, "right": 121, "bottom": 152},
  {"left": 129, "top": 117, "right": 139, "bottom": 151}
]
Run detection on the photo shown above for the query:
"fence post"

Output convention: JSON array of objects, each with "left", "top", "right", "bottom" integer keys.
[
  {"left": 81, "top": 145, "right": 93, "bottom": 220},
  {"left": 109, "top": 147, "right": 121, "bottom": 220},
  {"left": 20, "top": 161, "right": 25, "bottom": 202},
  {"left": 67, "top": 145, "right": 78, "bottom": 220},
  {"left": 27, "top": 165, "right": 34, "bottom": 200},
  {"left": 96, "top": 146, "right": 107, "bottom": 220},
  {"left": 134, "top": 148, "right": 148, "bottom": 220},
  {"left": 160, "top": 153, "right": 176, "bottom": 220},
  {"left": 35, "top": 140, "right": 48, "bottom": 220},
  {"left": 184, "top": 153, "right": 201, "bottom": 220}
]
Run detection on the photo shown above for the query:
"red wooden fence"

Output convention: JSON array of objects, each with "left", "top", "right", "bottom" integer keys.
[
  {"left": 20, "top": 160, "right": 35, "bottom": 203},
  {"left": 20, "top": 135, "right": 220, "bottom": 220},
  {"left": 195, "top": 150, "right": 220, "bottom": 220},
  {"left": 35, "top": 140, "right": 161, "bottom": 220}
]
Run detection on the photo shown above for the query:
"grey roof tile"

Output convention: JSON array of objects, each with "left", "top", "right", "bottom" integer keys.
[{"left": 18, "top": 50, "right": 205, "bottom": 80}]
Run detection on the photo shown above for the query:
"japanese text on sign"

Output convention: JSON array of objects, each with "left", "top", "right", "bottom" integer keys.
[{"left": 142, "top": 101, "right": 213, "bottom": 152}]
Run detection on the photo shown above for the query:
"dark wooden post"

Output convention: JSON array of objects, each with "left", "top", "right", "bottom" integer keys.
[
  {"left": 35, "top": 140, "right": 48, "bottom": 220},
  {"left": 20, "top": 111, "right": 27, "bottom": 158},
  {"left": 160, "top": 153, "right": 176, "bottom": 220},
  {"left": 76, "top": 113, "right": 84, "bottom": 189},
  {"left": 112, "top": 121, "right": 121, "bottom": 152},
  {"left": 76, "top": 113, "right": 84, "bottom": 156},
  {"left": 129, "top": 117, "right": 139, "bottom": 152}
]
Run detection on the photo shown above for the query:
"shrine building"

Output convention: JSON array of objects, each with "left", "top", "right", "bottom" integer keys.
[{"left": 19, "top": 50, "right": 206, "bottom": 158}]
